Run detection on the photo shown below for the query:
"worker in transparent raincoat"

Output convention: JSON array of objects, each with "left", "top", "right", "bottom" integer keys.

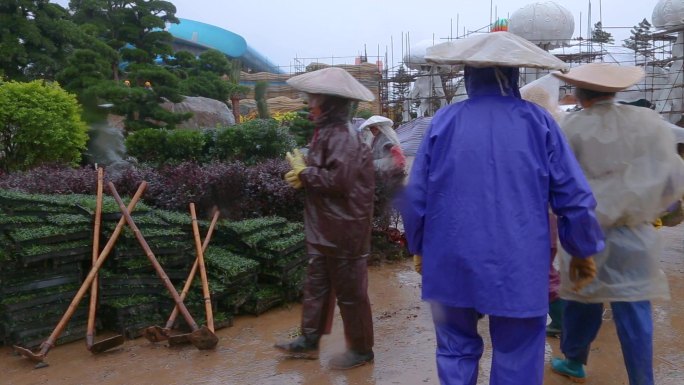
[
  {"left": 520, "top": 75, "right": 567, "bottom": 337},
  {"left": 550, "top": 63, "right": 684, "bottom": 385}
]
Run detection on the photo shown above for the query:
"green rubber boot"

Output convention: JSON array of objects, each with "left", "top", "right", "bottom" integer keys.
[
  {"left": 546, "top": 299, "right": 564, "bottom": 337},
  {"left": 551, "top": 357, "right": 586, "bottom": 383}
]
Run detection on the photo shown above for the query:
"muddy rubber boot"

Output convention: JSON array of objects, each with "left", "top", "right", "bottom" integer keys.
[
  {"left": 273, "top": 335, "right": 319, "bottom": 359},
  {"left": 551, "top": 357, "right": 586, "bottom": 383},
  {"left": 329, "top": 350, "right": 374, "bottom": 370},
  {"left": 546, "top": 299, "right": 564, "bottom": 337}
]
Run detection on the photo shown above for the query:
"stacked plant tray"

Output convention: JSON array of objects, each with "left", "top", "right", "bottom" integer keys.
[
  {"left": 0, "top": 189, "right": 308, "bottom": 346},
  {"left": 0, "top": 191, "right": 111, "bottom": 347},
  {"left": 220, "top": 217, "right": 307, "bottom": 315},
  {"left": 242, "top": 285, "right": 288, "bottom": 316},
  {"left": 96, "top": 208, "right": 199, "bottom": 338},
  {"left": 171, "top": 246, "right": 260, "bottom": 331},
  {"left": 99, "top": 295, "right": 167, "bottom": 339},
  {"left": 203, "top": 247, "right": 260, "bottom": 314}
]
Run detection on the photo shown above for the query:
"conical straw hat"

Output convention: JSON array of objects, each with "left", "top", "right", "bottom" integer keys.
[
  {"left": 552, "top": 63, "right": 644, "bottom": 92},
  {"left": 358, "top": 115, "right": 393, "bottom": 131},
  {"left": 287, "top": 67, "right": 375, "bottom": 102},
  {"left": 425, "top": 31, "right": 569, "bottom": 71}
]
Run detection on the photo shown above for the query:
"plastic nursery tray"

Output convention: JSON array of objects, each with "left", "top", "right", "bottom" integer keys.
[
  {"left": 0, "top": 289, "right": 79, "bottom": 312},
  {"left": 3, "top": 306, "right": 88, "bottom": 331},
  {"left": 19, "top": 246, "right": 91, "bottom": 265},
  {"left": 0, "top": 275, "right": 80, "bottom": 295},
  {"left": 243, "top": 296, "right": 283, "bottom": 316},
  {"left": 7, "top": 319, "right": 88, "bottom": 348}
]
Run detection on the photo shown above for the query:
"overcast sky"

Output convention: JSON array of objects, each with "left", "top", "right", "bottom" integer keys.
[{"left": 54, "top": 0, "right": 663, "bottom": 70}]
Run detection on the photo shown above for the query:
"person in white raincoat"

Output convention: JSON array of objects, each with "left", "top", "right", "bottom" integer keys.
[
  {"left": 359, "top": 115, "right": 406, "bottom": 230},
  {"left": 358, "top": 115, "right": 406, "bottom": 173},
  {"left": 550, "top": 63, "right": 684, "bottom": 385},
  {"left": 520, "top": 75, "right": 567, "bottom": 338}
]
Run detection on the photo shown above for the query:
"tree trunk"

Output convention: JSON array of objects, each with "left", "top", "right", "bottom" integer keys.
[{"left": 231, "top": 97, "right": 241, "bottom": 123}]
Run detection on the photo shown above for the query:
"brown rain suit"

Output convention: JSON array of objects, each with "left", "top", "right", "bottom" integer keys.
[{"left": 297, "top": 96, "right": 375, "bottom": 354}]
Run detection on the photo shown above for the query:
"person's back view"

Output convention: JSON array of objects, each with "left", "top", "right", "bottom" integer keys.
[
  {"left": 400, "top": 32, "right": 605, "bottom": 385},
  {"left": 413, "top": 66, "right": 594, "bottom": 315},
  {"left": 549, "top": 63, "right": 684, "bottom": 385}
]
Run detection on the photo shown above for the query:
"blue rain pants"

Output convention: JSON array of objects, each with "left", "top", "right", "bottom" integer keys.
[
  {"left": 561, "top": 300, "right": 653, "bottom": 385},
  {"left": 431, "top": 304, "right": 546, "bottom": 385}
]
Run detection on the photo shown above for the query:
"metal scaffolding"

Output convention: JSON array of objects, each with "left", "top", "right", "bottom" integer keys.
[{"left": 245, "top": 19, "right": 684, "bottom": 127}]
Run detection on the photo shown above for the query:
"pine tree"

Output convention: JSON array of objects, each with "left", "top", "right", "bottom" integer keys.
[
  {"left": 623, "top": 18, "right": 653, "bottom": 55},
  {"left": 391, "top": 66, "right": 412, "bottom": 100},
  {"left": 592, "top": 22, "right": 614, "bottom": 44},
  {"left": 0, "top": 1, "right": 83, "bottom": 81}
]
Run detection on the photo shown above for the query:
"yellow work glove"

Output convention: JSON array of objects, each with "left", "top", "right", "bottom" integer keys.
[
  {"left": 569, "top": 256, "right": 597, "bottom": 292},
  {"left": 284, "top": 169, "right": 303, "bottom": 189},
  {"left": 413, "top": 255, "right": 422, "bottom": 275},
  {"left": 284, "top": 149, "right": 307, "bottom": 189},
  {"left": 286, "top": 149, "right": 307, "bottom": 175},
  {"left": 653, "top": 218, "right": 663, "bottom": 229}
]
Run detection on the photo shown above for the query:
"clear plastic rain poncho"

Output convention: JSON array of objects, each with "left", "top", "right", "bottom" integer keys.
[
  {"left": 358, "top": 116, "right": 405, "bottom": 173},
  {"left": 520, "top": 74, "right": 566, "bottom": 122},
  {"left": 559, "top": 101, "right": 684, "bottom": 302}
]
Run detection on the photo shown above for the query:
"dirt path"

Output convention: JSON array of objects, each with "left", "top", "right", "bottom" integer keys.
[{"left": 2, "top": 226, "right": 683, "bottom": 385}]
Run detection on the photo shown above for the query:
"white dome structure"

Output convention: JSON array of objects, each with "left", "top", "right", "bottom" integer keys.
[
  {"left": 652, "top": 0, "right": 684, "bottom": 29},
  {"left": 509, "top": 1, "right": 575, "bottom": 48}
]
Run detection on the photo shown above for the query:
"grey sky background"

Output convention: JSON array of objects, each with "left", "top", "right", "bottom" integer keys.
[{"left": 54, "top": 0, "right": 663, "bottom": 70}]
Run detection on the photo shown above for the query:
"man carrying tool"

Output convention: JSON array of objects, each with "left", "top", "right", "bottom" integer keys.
[{"left": 274, "top": 67, "right": 376, "bottom": 370}]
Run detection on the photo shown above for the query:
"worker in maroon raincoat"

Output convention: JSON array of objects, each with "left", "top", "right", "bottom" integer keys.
[{"left": 274, "top": 67, "right": 376, "bottom": 370}]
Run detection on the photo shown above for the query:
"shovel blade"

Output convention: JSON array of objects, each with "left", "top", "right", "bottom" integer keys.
[
  {"left": 89, "top": 335, "right": 124, "bottom": 354},
  {"left": 13, "top": 345, "right": 46, "bottom": 363},
  {"left": 188, "top": 326, "right": 218, "bottom": 350},
  {"left": 143, "top": 326, "right": 170, "bottom": 343},
  {"left": 168, "top": 332, "right": 192, "bottom": 347}
]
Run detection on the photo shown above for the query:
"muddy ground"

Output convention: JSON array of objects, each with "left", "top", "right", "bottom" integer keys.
[{"left": 2, "top": 225, "right": 683, "bottom": 385}]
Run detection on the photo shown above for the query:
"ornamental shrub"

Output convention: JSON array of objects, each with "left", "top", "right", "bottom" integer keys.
[
  {"left": 0, "top": 81, "right": 88, "bottom": 172},
  {"left": 126, "top": 120, "right": 295, "bottom": 166},
  {"left": 126, "top": 128, "right": 206, "bottom": 165},
  {"left": 241, "top": 159, "right": 303, "bottom": 220},
  {"left": 0, "top": 165, "right": 97, "bottom": 194},
  {"left": 163, "top": 129, "right": 205, "bottom": 163},
  {"left": 279, "top": 110, "right": 314, "bottom": 147},
  {"left": 0, "top": 162, "right": 304, "bottom": 221},
  {"left": 125, "top": 128, "right": 168, "bottom": 164},
  {"left": 215, "top": 119, "right": 296, "bottom": 165}
]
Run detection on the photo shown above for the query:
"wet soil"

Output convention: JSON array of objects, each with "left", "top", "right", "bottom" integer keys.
[{"left": 2, "top": 225, "right": 683, "bottom": 385}]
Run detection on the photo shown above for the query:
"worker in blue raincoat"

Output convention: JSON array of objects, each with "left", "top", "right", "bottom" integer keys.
[{"left": 400, "top": 31, "right": 606, "bottom": 385}]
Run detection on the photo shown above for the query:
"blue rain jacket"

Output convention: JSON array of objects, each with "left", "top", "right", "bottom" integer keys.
[{"left": 401, "top": 67, "right": 605, "bottom": 318}]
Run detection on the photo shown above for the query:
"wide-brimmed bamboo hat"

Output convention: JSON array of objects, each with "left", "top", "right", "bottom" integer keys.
[
  {"left": 286, "top": 67, "right": 375, "bottom": 102},
  {"left": 552, "top": 63, "right": 645, "bottom": 92},
  {"left": 359, "top": 115, "right": 393, "bottom": 131},
  {"left": 424, "top": 31, "right": 569, "bottom": 71}
]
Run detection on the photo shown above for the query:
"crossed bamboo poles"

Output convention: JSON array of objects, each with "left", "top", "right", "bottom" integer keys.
[{"left": 13, "top": 173, "right": 219, "bottom": 368}]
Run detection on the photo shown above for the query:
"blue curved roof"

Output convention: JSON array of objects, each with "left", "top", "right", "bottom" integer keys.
[
  {"left": 167, "top": 18, "right": 283, "bottom": 74},
  {"left": 167, "top": 18, "right": 247, "bottom": 57}
]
